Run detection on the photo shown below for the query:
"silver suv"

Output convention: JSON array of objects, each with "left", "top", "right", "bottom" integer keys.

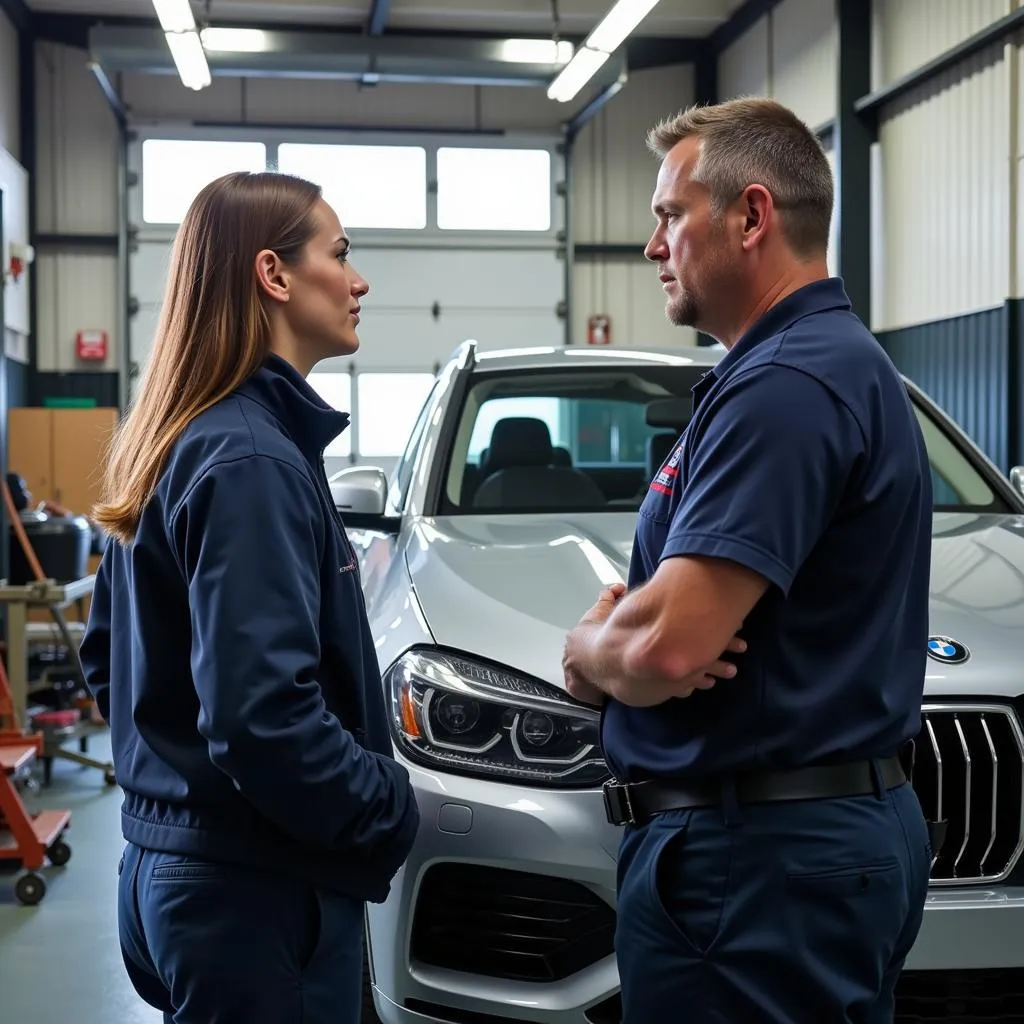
[{"left": 333, "top": 341, "right": 1024, "bottom": 1024}]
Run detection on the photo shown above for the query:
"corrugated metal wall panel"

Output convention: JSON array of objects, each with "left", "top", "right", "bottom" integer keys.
[
  {"left": 35, "top": 43, "right": 119, "bottom": 235},
  {"left": 572, "top": 65, "right": 693, "bottom": 244},
  {"left": 571, "top": 258, "right": 698, "bottom": 348},
  {"left": 571, "top": 65, "right": 696, "bottom": 350},
  {"left": 0, "top": 8, "right": 19, "bottom": 162},
  {"left": 872, "top": 44, "right": 1009, "bottom": 332},
  {"left": 880, "top": 306, "right": 1010, "bottom": 470},
  {"left": 719, "top": 15, "right": 770, "bottom": 99},
  {"left": 871, "top": 0, "right": 1011, "bottom": 89},
  {"left": 771, "top": 0, "right": 837, "bottom": 129},
  {"left": 1015, "top": 40, "right": 1024, "bottom": 300},
  {"left": 36, "top": 252, "right": 119, "bottom": 373}
]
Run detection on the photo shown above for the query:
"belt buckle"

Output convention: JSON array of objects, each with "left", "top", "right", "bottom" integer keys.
[{"left": 602, "top": 780, "right": 637, "bottom": 827}]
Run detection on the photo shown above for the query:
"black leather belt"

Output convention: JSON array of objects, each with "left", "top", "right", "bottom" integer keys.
[{"left": 602, "top": 756, "right": 907, "bottom": 827}]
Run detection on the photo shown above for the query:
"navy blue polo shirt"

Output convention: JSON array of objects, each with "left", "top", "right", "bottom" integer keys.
[{"left": 600, "top": 278, "right": 933, "bottom": 782}]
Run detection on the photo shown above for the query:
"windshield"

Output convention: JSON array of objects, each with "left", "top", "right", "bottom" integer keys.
[{"left": 437, "top": 367, "right": 1013, "bottom": 515}]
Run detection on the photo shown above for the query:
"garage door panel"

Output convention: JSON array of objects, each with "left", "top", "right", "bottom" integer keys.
[{"left": 131, "top": 244, "right": 563, "bottom": 384}]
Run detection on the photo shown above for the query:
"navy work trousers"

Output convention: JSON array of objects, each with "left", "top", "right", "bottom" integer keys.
[
  {"left": 116, "top": 842, "right": 366, "bottom": 1024},
  {"left": 615, "top": 778, "right": 932, "bottom": 1023}
]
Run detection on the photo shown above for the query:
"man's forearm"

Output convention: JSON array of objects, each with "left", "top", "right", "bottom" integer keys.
[{"left": 565, "top": 615, "right": 677, "bottom": 706}]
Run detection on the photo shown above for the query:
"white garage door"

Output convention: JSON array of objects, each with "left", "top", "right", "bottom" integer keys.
[{"left": 127, "top": 131, "right": 564, "bottom": 476}]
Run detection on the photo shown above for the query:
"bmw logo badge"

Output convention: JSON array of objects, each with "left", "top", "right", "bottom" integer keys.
[{"left": 927, "top": 635, "right": 970, "bottom": 665}]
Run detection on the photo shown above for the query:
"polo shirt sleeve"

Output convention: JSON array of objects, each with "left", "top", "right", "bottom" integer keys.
[{"left": 661, "top": 363, "right": 865, "bottom": 596}]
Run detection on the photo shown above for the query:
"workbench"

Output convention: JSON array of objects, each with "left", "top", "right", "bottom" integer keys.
[
  {"left": 0, "top": 576, "right": 95, "bottom": 721},
  {"left": 0, "top": 576, "right": 114, "bottom": 786}
]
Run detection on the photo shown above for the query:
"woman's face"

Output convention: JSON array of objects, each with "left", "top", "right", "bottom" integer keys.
[{"left": 262, "top": 198, "right": 369, "bottom": 367}]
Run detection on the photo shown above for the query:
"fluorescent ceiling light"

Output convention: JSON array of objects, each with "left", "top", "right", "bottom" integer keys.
[
  {"left": 151, "top": 0, "right": 196, "bottom": 34},
  {"left": 586, "top": 0, "right": 661, "bottom": 54},
  {"left": 500, "top": 39, "right": 574, "bottom": 65},
  {"left": 547, "top": 0, "right": 661, "bottom": 103},
  {"left": 166, "top": 30, "right": 211, "bottom": 90},
  {"left": 200, "top": 27, "right": 271, "bottom": 53},
  {"left": 547, "top": 47, "right": 610, "bottom": 102}
]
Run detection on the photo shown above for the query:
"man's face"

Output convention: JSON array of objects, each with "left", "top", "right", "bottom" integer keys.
[{"left": 643, "top": 136, "right": 737, "bottom": 332}]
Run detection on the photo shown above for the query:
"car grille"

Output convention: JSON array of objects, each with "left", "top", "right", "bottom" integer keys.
[
  {"left": 584, "top": 969, "right": 1024, "bottom": 1023},
  {"left": 410, "top": 863, "right": 615, "bottom": 982},
  {"left": 912, "top": 704, "right": 1024, "bottom": 885}
]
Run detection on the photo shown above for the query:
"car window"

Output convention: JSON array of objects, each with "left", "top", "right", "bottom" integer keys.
[
  {"left": 389, "top": 381, "right": 438, "bottom": 512},
  {"left": 911, "top": 401, "right": 1007, "bottom": 511},
  {"left": 437, "top": 366, "right": 1013, "bottom": 516},
  {"left": 441, "top": 366, "right": 706, "bottom": 514}
]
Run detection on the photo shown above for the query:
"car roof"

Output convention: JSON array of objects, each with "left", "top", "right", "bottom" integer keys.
[{"left": 470, "top": 344, "right": 725, "bottom": 372}]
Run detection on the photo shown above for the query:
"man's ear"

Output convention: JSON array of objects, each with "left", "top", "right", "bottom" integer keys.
[
  {"left": 740, "top": 184, "right": 773, "bottom": 251},
  {"left": 255, "top": 249, "right": 289, "bottom": 304}
]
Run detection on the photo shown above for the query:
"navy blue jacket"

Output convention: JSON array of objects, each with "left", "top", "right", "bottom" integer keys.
[{"left": 80, "top": 355, "right": 419, "bottom": 903}]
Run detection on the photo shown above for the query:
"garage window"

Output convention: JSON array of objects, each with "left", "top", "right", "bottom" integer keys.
[
  {"left": 141, "top": 139, "right": 267, "bottom": 224},
  {"left": 307, "top": 371, "right": 353, "bottom": 457},
  {"left": 436, "top": 147, "right": 552, "bottom": 232},
  {"left": 357, "top": 372, "right": 437, "bottom": 457},
  {"left": 277, "top": 143, "right": 428, "bottom": 230}
]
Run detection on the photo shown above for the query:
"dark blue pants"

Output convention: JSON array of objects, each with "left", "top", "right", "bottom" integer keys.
[
  {"left": 615, "top": 779, "right": 932, "bottom": 1023},
  {"left": 117, "top": 843, "right": 365, "bottom": 1024}
]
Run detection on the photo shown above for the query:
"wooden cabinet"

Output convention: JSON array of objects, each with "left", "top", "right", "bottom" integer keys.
[
  {"left": 7, "top": 408, "right": 118, "bottom": 621},
  {"left": 8, "top": 407, "right": 118, "bottom": 516}
]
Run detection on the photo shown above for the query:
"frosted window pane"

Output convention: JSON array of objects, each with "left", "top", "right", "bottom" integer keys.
[
  {"left": 277, "top": 144, "right": 427, "bottom": 230},
  {"left": 142, "top": 140, "right": 267, "bottom": 224},
  {"left": 437, "top": 148, "right": 551, "bottom": 231},
  {"left": 357, "top": 373, "right": 437, "bottom": 456}
]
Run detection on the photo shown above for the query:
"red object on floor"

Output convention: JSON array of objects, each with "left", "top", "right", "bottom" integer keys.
[{"left": 0, "top": 646, "right": 72, "bottom": 901}]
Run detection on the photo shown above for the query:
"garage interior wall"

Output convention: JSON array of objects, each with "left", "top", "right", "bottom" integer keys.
[
  {"left": 572, "top": 63, "right": 696, "bottom": 348},
  {"left": 0, "top": 3, "right": 29, "bottom": 420},
  {"left": 718, "top": 0, "right": 1024, "bottom": 472},
  {"left": 32, "top": 42, "right": 700, "bottom": 412}
]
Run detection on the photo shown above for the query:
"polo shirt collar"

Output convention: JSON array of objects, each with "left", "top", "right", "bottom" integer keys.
[{"left": 713, "top": 277, "right": 852, "bottom": 378}]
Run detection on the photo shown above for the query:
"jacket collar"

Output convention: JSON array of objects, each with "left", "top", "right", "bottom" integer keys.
[{"left": 235, "top": 353, "right": 350, "bottom": 461}]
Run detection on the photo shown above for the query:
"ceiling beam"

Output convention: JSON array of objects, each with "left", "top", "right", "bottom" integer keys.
[
  {"left": 367, "top": 0, "right": 390, "bottom": 36},
  {"left": 87, "top": 24, "right": 577, "bottom": 87},
  {"left": 706, "top": 0, "right": 785, "bottom": 56},
  {"left": 0, "top": 0, "right": 31, "bottom": 35},
  {"left": 566, "top": 58, "right": 628, "bottom": 142}
]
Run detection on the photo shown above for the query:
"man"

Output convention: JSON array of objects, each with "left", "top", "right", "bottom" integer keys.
[{"left": 562, "top": 97, "right": 934, "bottom": 1023}]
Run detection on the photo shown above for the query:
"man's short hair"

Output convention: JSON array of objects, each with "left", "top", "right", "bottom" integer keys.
[{"left": 647, "top": 97, "right": 834, "bottom": 260}]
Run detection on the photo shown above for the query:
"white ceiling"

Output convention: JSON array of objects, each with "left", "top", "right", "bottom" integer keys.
[{"left": 27, "top": 0, "right": 744, "bottom": 38}]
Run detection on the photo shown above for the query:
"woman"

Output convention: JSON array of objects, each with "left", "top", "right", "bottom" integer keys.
[{"left": 79, "top": 171, "right": 420, "bottom": 1023}]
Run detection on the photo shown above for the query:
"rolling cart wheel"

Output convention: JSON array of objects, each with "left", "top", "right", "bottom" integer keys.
[
  {"left": 47, "top": 840, "right": 71, "bottom": 867},
  {"left": 104, "top": 768, "right": 117, "bottom": 787},
  {"left": 15, "top": 872, "right": 45, "bottom": 906}
]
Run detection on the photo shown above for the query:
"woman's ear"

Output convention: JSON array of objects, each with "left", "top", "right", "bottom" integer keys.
[{"left": 254, "top": 249, "right": 290, "bottom": 304}]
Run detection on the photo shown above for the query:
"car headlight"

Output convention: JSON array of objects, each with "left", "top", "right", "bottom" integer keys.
[{"left": 384, "top": 649, "right": 610, "bottom": 788}]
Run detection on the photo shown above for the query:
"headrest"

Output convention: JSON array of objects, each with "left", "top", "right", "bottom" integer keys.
[
  {"left": 484, "top": 417, "right": 554, "bottom": 471},
  {"left": 646, "top": 398, "right": 692, "bottom": 430},
  {"left": 646, "top": 432, "right": 678, "bottom": 478}
]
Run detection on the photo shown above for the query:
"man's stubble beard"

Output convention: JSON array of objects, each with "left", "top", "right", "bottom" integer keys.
[{"left": 666, "top": 286, "right": 699, "bottom": 328}]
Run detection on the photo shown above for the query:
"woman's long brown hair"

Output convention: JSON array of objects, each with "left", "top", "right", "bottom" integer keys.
[{"left": 92, "top": 171, "right": 322, "bottom": 544}]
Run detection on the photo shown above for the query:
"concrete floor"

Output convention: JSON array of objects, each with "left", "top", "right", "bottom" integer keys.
[{"left": 0, "top": 732, "right": 161, "bottom": 1023}]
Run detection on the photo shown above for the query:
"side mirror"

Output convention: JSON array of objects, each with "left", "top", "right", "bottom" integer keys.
[
  {"left": 1010, "top": 466, "right": 1024, "bottom": 501},
  {"left": 329, "top": 467, "right": 398, "bottom": 532}
]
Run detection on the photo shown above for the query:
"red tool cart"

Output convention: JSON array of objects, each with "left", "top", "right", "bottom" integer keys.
[{"left": 0, "top": 652, "right": 71, "bottom": 906}]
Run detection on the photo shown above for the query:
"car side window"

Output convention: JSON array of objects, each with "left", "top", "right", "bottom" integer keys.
[{"left": 390, "top": 383, "right": 438, "bottom": 513}]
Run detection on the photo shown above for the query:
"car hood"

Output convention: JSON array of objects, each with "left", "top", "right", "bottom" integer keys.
[{"left": 405, "top": 512, "right": 1024, "bottom": 697}]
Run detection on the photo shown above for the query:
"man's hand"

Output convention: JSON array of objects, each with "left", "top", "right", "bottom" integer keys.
[
  {"left": 562, "top": 580, "right": 749, "bottom": 707},
  {"left": 563, "top": 583, "right": 626, "bottom": 705}
]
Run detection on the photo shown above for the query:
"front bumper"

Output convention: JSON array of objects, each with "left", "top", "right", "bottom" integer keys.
[{"left": 366, "top": 759, "right": 1024, "bottom": 1024}]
